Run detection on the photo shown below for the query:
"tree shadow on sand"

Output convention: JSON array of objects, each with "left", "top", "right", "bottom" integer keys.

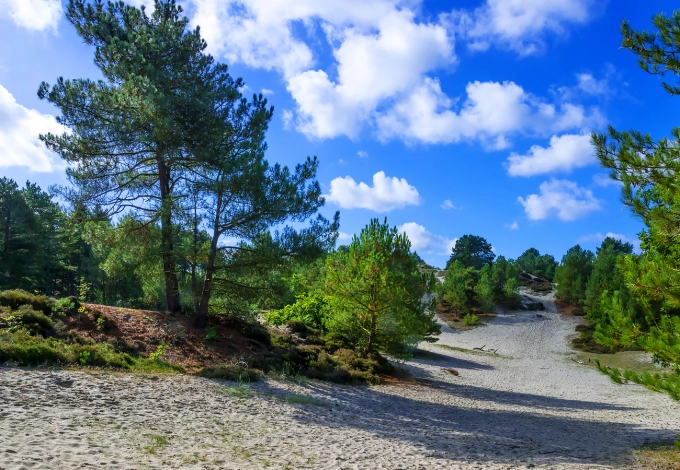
[{"left": 274, "top": 374, "right": 675, "bottom": 467}]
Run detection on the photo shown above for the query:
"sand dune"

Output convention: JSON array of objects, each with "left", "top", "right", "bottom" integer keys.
[{"left": 1, "top": 292, "right": 677, "bottom": 469}]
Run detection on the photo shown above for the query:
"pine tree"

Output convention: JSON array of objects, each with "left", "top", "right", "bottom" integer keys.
[
  {"left": 39, "top": 0, "right": 214, "bottom": 312},
  {"left": 324, "top": 219, "right": 439, "bottom": 358},
  {"left": 592, "top": 10, "right": 680, "bottom": 398}
]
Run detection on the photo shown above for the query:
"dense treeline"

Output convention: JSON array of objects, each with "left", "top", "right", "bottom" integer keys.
[{"left": 437, "top": 235, "right": 557, "bottom": 324}]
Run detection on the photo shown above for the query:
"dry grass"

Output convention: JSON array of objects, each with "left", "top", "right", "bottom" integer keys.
[{"left": 634, "top": 442, "right": 680, "bottom": 470}]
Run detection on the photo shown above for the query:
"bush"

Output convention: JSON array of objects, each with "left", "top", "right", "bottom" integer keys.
[
  {"left": 0, "top": 330, "right": 182, "bottom": 372},
  {"left": 462, "top": 313, "right": 481, "bottom": 326},
  {"left": 264, "top": 292, "right": 329, "bottom": 332},
  {"left": 0, "top": 305, "right": 54, "bottom": 335},
  {"left": 201, "top": 365, "right": 262, "bottom": 382},
  {"left": 53, "top": 297, "right": 80, "bottom": 316},
  {"left": 0, "top": 290, "right": 53, "bottom": 315}
]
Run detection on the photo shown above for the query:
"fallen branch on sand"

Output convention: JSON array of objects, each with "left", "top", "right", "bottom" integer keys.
[
  {"left": 570, "top": 358, "right": 585, "bottom": 365},
  {"left": 473, "top": 345, "right": 499, "bottom": 354}
]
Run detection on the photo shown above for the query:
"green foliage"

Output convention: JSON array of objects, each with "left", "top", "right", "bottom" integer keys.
[
  {"left": 515, "top": 248, "right": 558, "bottom": 279},
  {"left": 264, "top": 292, "right": 329, "bottom": 331},
  {"left": 53, "top": 297, "right": 76, "bottom": 316},
  {"left": 446, "top": 234, "right": 495, "bottom": 270},
  {"left": 595, "top": 359, "right": 680, "bottom": 400},
  {"left": 0, "top": 289, "right": 53, "bottom": 315},
  {"left": 324, "top": 219, "right": 440, "bottom": 358},
  {"left": 0, "top": 330, "right": 182, "bottom": 372},
  {"left": 205, "top": 326, "right": 217, "bottom": 340},
  {"left": 584, "top": 238, "right": 637, "bottom": 324},
  {"left": 441, "top": 260, "right": 477, "bottom": 314},
  {"left": 148, "top": 342, "right": 168, "bottom": 361},
  {"left": 502, "top": 277, "right": 521, "bottom": 302},
  {"left": 474, "top": 265, "right": 496, "bottom": 313},
  {"left": 440, "top": 255, "right": 521, "bottom": 314},
  {"left": 462, "top": 313, "right": 481, "bottom": 326},
  {"left": 0, "top": 305, "right": 54, "bottom": 335},
  {"left": 554, "top": 245, "right": 594, "bottom": 306},
  {"left": 589, "top": 10, "right": 680, "bottom": 400}
]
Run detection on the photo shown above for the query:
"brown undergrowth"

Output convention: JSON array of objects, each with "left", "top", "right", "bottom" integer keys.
[{"left": 0, "top": 290, "right": 405, "bottom": 384}]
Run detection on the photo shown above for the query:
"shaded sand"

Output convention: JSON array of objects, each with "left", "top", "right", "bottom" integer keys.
[{"left": 1, "top": 292, "right": 678, "bottom": 469}]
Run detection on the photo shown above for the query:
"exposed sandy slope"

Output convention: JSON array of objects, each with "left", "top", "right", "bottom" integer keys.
[{"left": 0, "top": 292, "right": 678, "bottom": 469}]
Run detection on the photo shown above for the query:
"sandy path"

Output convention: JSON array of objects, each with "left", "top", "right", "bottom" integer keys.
[{"left": 0, "top": 292, "right": 678, "bottom": 469}]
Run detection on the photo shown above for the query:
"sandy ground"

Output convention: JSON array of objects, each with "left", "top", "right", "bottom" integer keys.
[{"left": 0, "top": 292, "right": 678, "bottom": 469}]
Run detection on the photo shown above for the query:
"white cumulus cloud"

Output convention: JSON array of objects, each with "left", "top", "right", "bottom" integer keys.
[
  {"left": 377, "top": 79, "right": 602, "bottom": 147},
  {"left": 592, "top": 173, "right": 622, "bottom": 187},
  {"left": 186, "top": 0, "right": 603, "bottom": 145},
  {"left": 448, "top": 0, "right": 600, "bottom": 55},
  {"left": 398, "top": 222, "right": 457, "bottom": 255},
  {"left": 441, "top": 200, "right": 456, "bottom": 210},
  {"left": 0, "top": 0, "right": 62, "bottom": 32},
  {"left": 518, "top": 179, "right": 601, "bottom": 221},
  {"left": 286, "top": 10, "right": 454, "bottom": 139},
  {"left": 325, "top": 171, "right": 420, "bottom": 212},
  {"left": 506, "top": 133, "right": 595, "bottom": 176},
  {"left": 505, "top": 221, "right": 519, "bottom": 230},
  {"left": 0, "top": 84, "right": 66, "bottom": 172}
]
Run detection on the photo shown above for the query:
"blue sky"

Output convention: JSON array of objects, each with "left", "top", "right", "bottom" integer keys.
[{"left": 0, "top": 0, "right": 676, "bottom": 268}]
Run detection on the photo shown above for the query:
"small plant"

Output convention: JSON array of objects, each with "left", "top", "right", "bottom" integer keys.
[
  {"left": 53, "top": 298, "right": 75, "bottom": 317},
  {"left": 281, "top": 393, "right": 331, "bottom": 407},
  {"left": 96, "top": 317, "right": 105, "bottom": 331},
  {"left": 205, "top": 326, "right": 217, "bottom": 340},
  {"left": 77, "top": 279, "right": 91, "bottom": 302},
  {"left": 462, "top": 313, "right": 481, "bottom": 326},
  {"left": 142, "top": 434, "right": 169, "bottom": 454},
  {"left": 79, "top": 350, "right": 91, "bottom": 365},
  {"left": 149, "top": 341, "right": 167, "bottom": 361}
]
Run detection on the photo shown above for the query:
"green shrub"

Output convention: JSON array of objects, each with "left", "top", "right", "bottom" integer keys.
[
  {"left": 264, "top": 292, "right": 329, "bottom": 331},
  {"left": 52, "top": 297, "right": 81, "bottom": 317},
  {"left": 205, "top": 326, "right": 217, "bottom": 340},
  {"left": 0, "top": 306, "right": 54, "bottom": 335},
  {"left": 0, "top": 330, "right": 182, "bottom": 372},
  {"left": 0, "top": 290, "right": 53, "bottom": 315},
  {"left": 462, "top": 313, "right": 481, "bottom": 326},
  {"left": 201, "top": 365, "right": 262, "bottom": 382}
]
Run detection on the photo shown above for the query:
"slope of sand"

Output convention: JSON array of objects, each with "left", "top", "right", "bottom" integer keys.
[{"left": 1, "top": 292, "right": 678, "bottom": 469}]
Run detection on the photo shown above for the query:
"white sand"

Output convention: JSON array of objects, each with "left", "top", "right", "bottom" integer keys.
[{"left": 1, "top": 292, "right": 678, "bottom": 469}]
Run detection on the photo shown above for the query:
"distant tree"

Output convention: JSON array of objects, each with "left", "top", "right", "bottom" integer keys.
[
  {"left": 0, "top": 179, "right": 40, "bottom": 290},
  {"left": 516, "top": 248, "right": 557, "bottom": 279},
  {"left": 584, "top": 237, "right": 633, "bottom": 319},
  {"left": 475, "top": 264, "right": 495, "bottom": 313},
  {"left": 441, "top": 260, "right": 477, "bottom": 314},
  {"left": 447, "top": 234, "right": 495, "bottom": 270},
  {"left": 554, "top": 245, "right": 594, "bottom": 306},
  {"left": 324, "top": 219, "right": 439, "bottom": 358}
]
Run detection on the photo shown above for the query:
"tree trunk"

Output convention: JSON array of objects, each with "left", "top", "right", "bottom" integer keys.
[
  {"left": 196, "top": 192, "right": 223, "bottom": 327},
  {"left": 157, "top": 156, "right": 181, "bottom": 313},
  {"left": 3, "top": 205, "right": 10, "bottom": 261},
  {"left": 191, "top": 203, "right": 199, "bottom": 312},
  {"left": 367, "top": 283, "right": 377, "bottom": 354}
]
